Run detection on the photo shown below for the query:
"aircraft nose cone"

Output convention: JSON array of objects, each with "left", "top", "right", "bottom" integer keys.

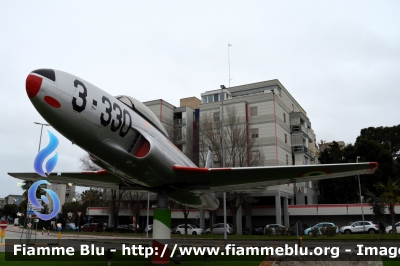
[
  {"left": 26, "top": 69, "right": 56, "bottom": 99},
  {"left": 26, "top": 74, "right": 43, "bottom": 98}
]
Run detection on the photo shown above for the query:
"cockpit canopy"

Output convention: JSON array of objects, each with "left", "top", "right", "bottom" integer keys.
[{"left": 116, "top": 95, "right": 168, "bottom": 137}]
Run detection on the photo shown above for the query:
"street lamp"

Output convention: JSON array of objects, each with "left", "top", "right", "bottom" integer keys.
[
  {"left": 220, "top": 84, "right": 227, "bottom": 244},
  {"left": 34, "top": 122, "right": 50, "bottom": 153},
  {"left": 356, "top": 156, "right": 366, "bottom": 233}
]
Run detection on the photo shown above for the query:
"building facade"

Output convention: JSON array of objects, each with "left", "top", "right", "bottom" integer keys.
[{"left": 140, "top": 80, "right": 320, "bottom": 231}]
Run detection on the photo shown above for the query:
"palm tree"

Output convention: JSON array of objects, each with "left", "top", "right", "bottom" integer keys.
[
  {"left": 365, "top": 190, "right": 386, "bottom": 233},
  {"left": 374, "top": 179, "right": 400, "bottom": 234}
]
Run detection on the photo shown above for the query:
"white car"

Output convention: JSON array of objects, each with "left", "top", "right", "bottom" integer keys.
[
  {"left": 205, "top": 223, "right": 233, "bottom": 235},
  {"left": 340, "top": 221, "right": 379, "bottom": 234},
  {"left": 385, "top": 222, "right": 400, "bottom": 234},
  {"left": 174, "top": 224, "right": 203, "bottom": 235}
]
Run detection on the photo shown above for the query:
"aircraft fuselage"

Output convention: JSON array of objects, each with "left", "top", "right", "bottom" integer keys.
[{"left": 26, "top": 69, "right": 196, "bottom": 189}]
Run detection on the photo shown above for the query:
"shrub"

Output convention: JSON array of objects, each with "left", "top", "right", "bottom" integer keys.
[
  {"left": 264, "top": 228, "right": 273, "bottom": 236},
  {"left": 311, "top": 227, "right": 319, "bottom": 237},
  {"left": 287, "top": 227, "right": 296, "bottom": 236},
  {"left": 276, "top": 226, "right": 288, "bottom": 236},
  {"left": 324, "top": 226, "right": 337, "bottom": 236}
]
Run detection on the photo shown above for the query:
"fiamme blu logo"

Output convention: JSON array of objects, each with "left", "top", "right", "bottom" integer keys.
[{"left": 28, "top": 130, "right": 61, "bottom": 221}]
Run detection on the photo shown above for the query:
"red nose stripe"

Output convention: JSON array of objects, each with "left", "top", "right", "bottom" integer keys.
[
  {"left": 44, "top": 96, "right": 61, "bottom": 108},
  {"left": 26, "top": 74, "right": 43, "bottom": 98}
]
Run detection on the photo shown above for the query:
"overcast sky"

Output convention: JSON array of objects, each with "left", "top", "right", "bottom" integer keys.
[{"left": 1, "top": 1, "right": 399, "bottom": 198}]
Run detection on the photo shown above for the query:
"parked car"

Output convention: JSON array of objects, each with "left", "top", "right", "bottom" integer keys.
[
  {"left": 385, "top": 222, "right": 400, "bottom": 234},
  {"left": 264, "top": 224, "right": 286, "bottom": 235},
  {"left": 116, "top": 224, "right": 144, "bottom": 233},
  {"left": 80, "top": 223, "right": 103, "bottom": 232},
  {"left": 205, "top": 223, "right": 233, "bottom": 235},
  {"left": 304, "top": 222, "right": 338, "bottom": 235},
  {"left": 174, "top": 224, "right": 203, "bottom": 235},
  {"left": 252, "top": 225, "right": 264, "bottom": 235},
  {"left": 340, "top": 221, "right": 378, "bottom": 234},
  {"left": 64, "top": 223, "right": 78, "bottom": 231},
  {"left": 103, "top": 225, "right": 115, "bottom": 232}
]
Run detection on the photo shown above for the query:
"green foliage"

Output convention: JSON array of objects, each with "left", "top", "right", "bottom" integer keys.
[
  {"left": 318, "top": 124, "right": 400, "bottom": 203},
  {"left": 311, "top": 227, "right": 319, "bottom": 237},
  {"left": 276, "top": 226, "right": 288, "bottom": 236},
  {"left": 2, "top": 204, "right": 19, "bottom": 218},
  {"left": 264, "top": 227, "right": 273, "bottom": 236},
  {"left": 365, "top": 190, "right": 387, "bottom": 232},
  {"left": 287, "top": 227, "right": 296, "bottom": 236},
  {"left": 375, "top": 179, "right": 400, "bottom": 234},
  {"left": 357, "top": 125, "right": 400, "bottom": 154},
  {"left": 323, "top": 226, "right": 337, "bottom": 236},
  {"left": 62, "top": 201, "right": 85, "bottom": 226}
]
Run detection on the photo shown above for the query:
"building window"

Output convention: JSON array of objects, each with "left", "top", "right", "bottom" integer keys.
[
  {"left": 214, "top": 94, "right": 219, "bottom": 102},
  {"left": 213, "top": 112, "right": 220, "bottom": 122},
  {"left": 202, "top": 96, "right": 207, "bottom": 104},
  {"left": 286, "top": 154, "right": 289, "bottom": 165},
  {"left": 285, "top": 134, "right": 287, "bottom": 143},
  {"left": 251, "top": 128, "right": 259, "bottom": 138},
  {"left": 250, "top": 107, "right": 258, "bottom": 116},
  {"left": 283, "top": 113, "right": 286, "bottom": 123}
]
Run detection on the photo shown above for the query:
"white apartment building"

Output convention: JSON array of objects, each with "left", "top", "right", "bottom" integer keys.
[{"left": 140, "top": 80, "right": 319, "bottom": 231}]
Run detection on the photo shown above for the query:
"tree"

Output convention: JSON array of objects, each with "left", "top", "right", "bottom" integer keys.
[
  {"left": 226, "top": 192, "right": 259, "bottom": 234},
  {"left": 62, "top": 201, "right": 84, "bottom": 226},
  {"left": 318, "top": 141, "right": 362, "bottom": 203},
  {"left": 2, "top": 204, "right": 19, "bottom": 219},
  {"left": 79, "top": 154, "right": 125, "bottom": 230},
  {"left": 318, "top": 136, "right": 395, "bottom": 203},
  {"left": 199, "top": 105, "right": 265, "bottom": 167},
  {"left": 357, "top": 125, "right": 400, "bottom": 155},
  {"left": 365, "top": 190, "right": 386, "bottom": 233},
  {"left": 79, "top": 154, "right": 102, "bottom": 171},
  {"left": 103, "top": 189, "right": 126, "bottom": 231},
  {"left": 179, "top": 204, "right": 191, "bottom": 235},
  {"left": 81, "top": 188, "right": 104, "bottom": 208},
  {"left": 199, "top": 105, "right": 264, "bottom": 234},
  {"left": 374, "top": 179, "right": 400, "bottom": 234},
  {"left": 128, "top": 191, "right": 146, "bottom": 231}
]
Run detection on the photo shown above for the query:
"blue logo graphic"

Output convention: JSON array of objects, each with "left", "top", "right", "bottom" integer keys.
[
  {"left": 34, "top": 130, "right": 59, "bottom": 177},
  {"left": 28, "top": 180, "right": 60, "bottom": 220},
  {"left": 28, "top": 130, "right": 61, "bottom": 220}
]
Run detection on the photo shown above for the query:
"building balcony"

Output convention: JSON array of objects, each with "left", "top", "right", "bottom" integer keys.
[
  {"left": 292, "top": 145, "right": 315, "bottom": 160},
  {"left": 174, "top": 118, "right": 186, "bottom": 125},
  {"left": 291, "top": 125, "right": 313, "bottom": 143}
]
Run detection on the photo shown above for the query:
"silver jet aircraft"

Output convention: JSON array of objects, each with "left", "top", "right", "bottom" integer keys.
[{"left": 9, "top": 69, "right": 378, "bottom": 209}]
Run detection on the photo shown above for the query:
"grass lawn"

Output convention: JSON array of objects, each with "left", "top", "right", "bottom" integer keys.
[
  {"left": 58, "top": 230, "right": 400, "bottom": 241},
  {"left": 0, "top": 252, "right": 261, "bottom": 265},
  {"left": 3, "top": 251, "right": 399, "bottom": 265}
]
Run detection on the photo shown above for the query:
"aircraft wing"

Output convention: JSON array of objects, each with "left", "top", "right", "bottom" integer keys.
[
  {"left": 173, "top": 162, "right": 378, "bottom": 192},
  {"left": 8, "top": 162, "right": 378, "bottom": 194},
  {"left": 7, "top": 170, "right": 120, "bottom": 189}
]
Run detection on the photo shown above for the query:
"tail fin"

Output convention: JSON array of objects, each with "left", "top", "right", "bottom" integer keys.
[{"left": 205, "top": 146, "right": 213, "bottom": 169}]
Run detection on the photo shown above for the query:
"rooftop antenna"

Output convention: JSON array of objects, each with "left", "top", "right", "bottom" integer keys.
[{"left": 228, "top": 44, "right": 232, "bottom": 87}]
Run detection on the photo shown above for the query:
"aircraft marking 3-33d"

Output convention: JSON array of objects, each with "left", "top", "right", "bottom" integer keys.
[{"left": 9, "top": 69, "right": 378, "bottom": 210}]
